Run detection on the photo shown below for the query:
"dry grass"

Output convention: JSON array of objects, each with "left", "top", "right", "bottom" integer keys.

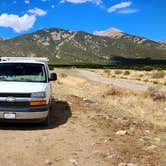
[
  {"left": 151, "top": 71, "right": 165, "bottom": 79},
  {"left": 56, "top": 68, "right": 166, "bottom": 129},
  {"left": 52, "top": 68, "right": 166, "bottom": 166},
  {"left": 94, "top": 69, "right": 166, "bottom": 85},
  {"left": 102, "top": 87, "right": 122, "bottom": 97},
  {"left": 145, "top": 86, "right": 166, "bottom": 101},
  {"left": 104, "top": 69, "right": 111, "bottom": 77},
  {"left": 99, "top": 86, "right": 166, "bottom": 129},
  {"left": 59, "top": 72, "right": 68, "bottom": 78}
]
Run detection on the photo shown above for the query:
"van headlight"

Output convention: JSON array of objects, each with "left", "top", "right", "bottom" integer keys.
[{"left": 31, "top": 92, "right": 46, "bottom": 98}]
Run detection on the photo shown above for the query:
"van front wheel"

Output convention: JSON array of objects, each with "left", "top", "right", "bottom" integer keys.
[{"left": 41, "top": 111, "right": 50, "bottom": 126}]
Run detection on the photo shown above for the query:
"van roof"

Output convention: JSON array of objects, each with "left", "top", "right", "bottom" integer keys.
[
  {"left": 0, "top": 57, "right": 49, "bottom": 64},
  {"left": 0, "top": 60, "right": 46, "bottom": 65}
]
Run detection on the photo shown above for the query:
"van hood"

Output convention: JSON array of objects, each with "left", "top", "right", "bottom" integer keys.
[{"left": 0, "top": 81, "right": 47, "bottom": 93}]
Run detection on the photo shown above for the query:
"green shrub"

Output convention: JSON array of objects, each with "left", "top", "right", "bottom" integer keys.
[
  {"left": 150, "top": 92, "right": 165, "bottom": 101},
  {"left": 153, "top": 81, "right": 159, "bottom": 84},
  {"left": 114, "top": 70, "right": 122, "bottom": 75},
  {"left": 145, "top": 86, "right": 165, "bottom": 101},
  {"left": 49, "top": 65, "right": 54, "bottom": 70},
  {"left": 124, "top": 70, "right": 130, "bottom": 75},
  {"left": 144, "top": 79, "right": 148, "bottom": 82},
  {"left": 104, "top": 69, "right": 111, "bottom": 76}
]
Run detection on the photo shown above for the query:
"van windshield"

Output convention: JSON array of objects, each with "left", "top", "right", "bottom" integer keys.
[{"left": 0, "top": 63, "right": 47, "bottom": 83}]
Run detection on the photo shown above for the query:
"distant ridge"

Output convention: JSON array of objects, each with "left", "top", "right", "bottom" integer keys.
[
  {"left": 0, "top": 37, "right": 5, "bottom": 41},
  {"left": 0, "top": 27, "right": 165, "bottom": 64}
]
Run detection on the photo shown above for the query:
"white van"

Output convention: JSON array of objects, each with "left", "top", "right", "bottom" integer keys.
[{"left": 0, "top": 57, "right": 57, "bottom": 125}]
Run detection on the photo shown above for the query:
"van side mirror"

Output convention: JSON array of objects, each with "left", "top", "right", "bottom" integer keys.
[{"left": 49, "top": 73, "right": 57, "bottom": 81}]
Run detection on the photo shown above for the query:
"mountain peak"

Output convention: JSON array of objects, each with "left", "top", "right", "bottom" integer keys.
[
  {"left": 94, "top": 27, "right": 124, "bottom": 38},
  {"left": 106, "top": 27, "right": 123, "bottom": 33}
]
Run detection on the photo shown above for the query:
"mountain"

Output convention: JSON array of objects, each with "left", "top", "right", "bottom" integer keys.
[
  {"left": 94, "top": 28, "right": 124, "bottom": 38},
  {"left": 0, "top": 37, "right": 5, "bottom": 41},
  {"left": 0, "top": 27, "right": 166, "bottom": 65},
  {"left": 94, "top": 28, "right": 166, "bottom": 47}
]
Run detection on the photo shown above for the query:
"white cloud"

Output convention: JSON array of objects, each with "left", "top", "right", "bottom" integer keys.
[
  {"left": 28, "top": 8, "right": 47, "bottom": 16},
  {"left": 24, "top": 0, "right": 30, "bottom": 4},
  {"left": 0, "top": 8, "right": 47, "bottom": 33},
  {"left": 118, "top": 9, "right": 139, "bottom": 14},
  {"left": 0, "top": 14, "right": 36, "bottom": 33},
  {"left": 60, "top": 0, "right": 102, "bottom": 5},
  {"left": 108, "top": 1, "right": 132, "bottom": 13}
]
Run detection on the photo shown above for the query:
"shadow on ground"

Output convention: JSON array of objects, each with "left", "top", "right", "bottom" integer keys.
[{"left": 0, "top": 99, "right": 72, "bottom": 130}]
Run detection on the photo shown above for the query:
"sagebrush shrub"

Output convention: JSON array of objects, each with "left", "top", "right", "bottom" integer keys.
[{"left": 151, "top": 71, "right": 165, "bottom": 79}]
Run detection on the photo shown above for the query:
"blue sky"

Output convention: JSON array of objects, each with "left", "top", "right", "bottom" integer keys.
[{"left": 0, "top": 0, "right": 165, "bottom": 41}]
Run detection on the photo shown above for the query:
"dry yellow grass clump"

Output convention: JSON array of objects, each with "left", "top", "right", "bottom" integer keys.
[{"left": 95, "top": 69, "right": 166, "bottom": 85}]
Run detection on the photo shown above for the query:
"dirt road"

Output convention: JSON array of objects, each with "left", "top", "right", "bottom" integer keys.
[
  {"left": 76, "top": 69, "right": 166, "bottom": 92},
  {"left": 0, "top": 68, "right": 165, "bottom": 166},
  {"left": 0, "top": 99, "right": 109, "bottom": 166}
]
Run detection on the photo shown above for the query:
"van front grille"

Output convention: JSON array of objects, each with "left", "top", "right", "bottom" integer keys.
[
  {"left": 0, "top": 101, "right": 29, "bottom": 107},
  {"left": 0, "top": 93, "right": 31, "bottom": 98}
]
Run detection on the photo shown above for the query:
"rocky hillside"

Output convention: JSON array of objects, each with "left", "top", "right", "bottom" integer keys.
[
  {"left": 0, "top": 28, "right": 166, "bottom": 64},
  {"left": 0, "top": 37, "right": 5, "bottom": 41}
]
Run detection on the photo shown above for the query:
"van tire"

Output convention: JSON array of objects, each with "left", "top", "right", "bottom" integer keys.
[{"left": 41, "top": 110, "right": 50, "bottom": 126}]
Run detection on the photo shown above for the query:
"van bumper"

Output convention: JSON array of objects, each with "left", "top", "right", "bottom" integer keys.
[
  {"left": 0, "top": 111, "right": 48, "bottom": 120},
  {"left": 0, "top": 105, "right": 49, "bottom": 122}
]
